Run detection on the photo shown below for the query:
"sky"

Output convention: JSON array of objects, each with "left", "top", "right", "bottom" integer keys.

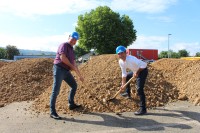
[{"left": 0, "top": 0, "right": 199, "bottom": 56}]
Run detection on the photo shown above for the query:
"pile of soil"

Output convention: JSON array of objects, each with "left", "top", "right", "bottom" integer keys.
[
  {"left": 151, "top": 59, "right": 200, "bottom": 105},
  {"left": 0, "top": 58, "right": 53, "bottom": 106},
  {"left": 0, "top": 55, "right": 199, "bottom": 114},
  {"left": 0, "top": 62, "right": 9, "bottom": 68},
  {"left": 32, "top": 55, "right": 179, "bottom": 114}
]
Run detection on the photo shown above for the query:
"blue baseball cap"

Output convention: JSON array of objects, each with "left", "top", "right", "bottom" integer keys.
[{"left": 70, "top": 32, "right": 79, "bottom": 40}]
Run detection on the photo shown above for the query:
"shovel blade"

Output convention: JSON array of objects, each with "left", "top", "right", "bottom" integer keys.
[{"left": 107, "top": 98, "right": 116, "bottom": 102}]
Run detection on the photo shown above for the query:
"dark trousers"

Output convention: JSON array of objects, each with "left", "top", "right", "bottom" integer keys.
[
  {"left": 125, "top": 68, "right": 148, "bottom": 109},
  {"left": 50, "top": 64, "right": 77, "bottom": 114}
]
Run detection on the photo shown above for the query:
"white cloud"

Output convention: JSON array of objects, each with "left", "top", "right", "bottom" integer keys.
[
  {"left": 128, "top": 35, "right": 167, "bottom": 52},
  {"left": 0, "top": 0, "right": 177, "bottom": 17},
  {"left": 147, "top": 16, "right": 174, "bottom": 23},
  {"left": 172, "top": 42, "right": 200, "bottom": 56},
  {"left": 111, "top": 0, "right": 177, "bottom": 13},
  {"left": 0, "top": 33, "right": 71, "bottom": 52},
  {"left": 128, "top": 35, "right": 199, "bottom": 56},
  {"left": 0, "top": 0, "right": 106, "bottom": 17},
  {"left": 1, "top": 34, "right": 199, "bottom": 56}
]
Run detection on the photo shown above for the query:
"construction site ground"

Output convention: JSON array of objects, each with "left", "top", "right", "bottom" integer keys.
[{"left": 0, "top": 54, "right": 200, "bottom": 132}]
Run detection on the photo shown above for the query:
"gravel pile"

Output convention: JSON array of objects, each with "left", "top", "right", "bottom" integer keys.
[{"left": 0, "top": 55, "right": 199, "bottom": 114}]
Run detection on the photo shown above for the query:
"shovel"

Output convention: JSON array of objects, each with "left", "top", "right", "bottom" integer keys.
[{"left": 108, "top": 76, "right": 135, "bottom": 101}]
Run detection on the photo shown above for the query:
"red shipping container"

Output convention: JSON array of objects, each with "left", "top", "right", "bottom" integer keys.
[{"left": 127, "top": 49, "right": 158, "bottom": 60}]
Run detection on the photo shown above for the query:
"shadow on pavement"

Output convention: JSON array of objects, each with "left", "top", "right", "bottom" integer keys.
[
  {"left": 153, "top": 108, "right": 200, "bottom": 122},
  {"left": 60, "top": 111, "right": 192, "bottom": 131}
]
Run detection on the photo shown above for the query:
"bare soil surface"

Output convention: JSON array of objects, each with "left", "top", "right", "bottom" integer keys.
[{"left": 0, "top": 55, "right": 199, "bottom": 115}]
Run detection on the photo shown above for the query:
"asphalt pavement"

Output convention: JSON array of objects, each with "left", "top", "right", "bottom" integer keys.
[{"left": 0, "top": 101, "right": 199, "bottom": 133}]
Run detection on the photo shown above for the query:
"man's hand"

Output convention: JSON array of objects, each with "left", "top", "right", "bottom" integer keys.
[
  {"left": 134, "top": 67, "right": 145, "bottom": 77},
  {"left": 79, "top": 75, "right": 84, "bottom": 82},
  {"left": 73, "top": 67, "right": 84, "bottom": 82},
  {"left": 120, "top": 84, "right": 126, "bottom": 92},
  {"left": 134, "top": 73, "right": 138, "bottom": 78}
]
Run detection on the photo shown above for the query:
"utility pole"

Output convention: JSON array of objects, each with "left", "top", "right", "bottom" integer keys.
[{"left": 168, "top": 34, "right": 172, "bottom": 58}]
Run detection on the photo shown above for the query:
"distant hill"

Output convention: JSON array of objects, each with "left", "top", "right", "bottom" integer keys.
[
  {"left": 0, "top": 46, "right": 56, "bottom": 55},
  {"left": 19, "top": 49, "right": 56, "bottom": 55}
]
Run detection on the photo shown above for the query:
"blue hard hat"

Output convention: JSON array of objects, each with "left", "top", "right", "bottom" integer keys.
[
  {"left": 116, "top": 46, "right": 126, "bottom": 54},
  {"left": 71, "top": 32, "right": 79, "bottom": 40}
]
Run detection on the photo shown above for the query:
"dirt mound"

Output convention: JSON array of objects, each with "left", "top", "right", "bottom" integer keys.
[
  {"left": 0, "top": 61, "right": 9, "bottom": 68},
  {"left": 151, "top": 58, "right": 200, "bottom": 105},
  {"left": 0, "top": 55, "right": 199, "bottom": 114},
  {"left": 32, "top": 55, "right": 179, "bottom": 114},
  {"left": 0, "top": 58, "right": 53, "bottom": 106}
]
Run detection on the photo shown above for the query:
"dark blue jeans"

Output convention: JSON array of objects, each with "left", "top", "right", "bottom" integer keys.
[
  {"left": 125, "top": 68, "right": 148, "bottom": 109},
  {"left": 50, "top": 64, "right": 77, "bottom": 114}
]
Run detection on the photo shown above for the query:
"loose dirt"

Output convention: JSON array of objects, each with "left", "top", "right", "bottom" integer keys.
[{"left": 0, "top": 55, "right": 199, "bottom": 115}]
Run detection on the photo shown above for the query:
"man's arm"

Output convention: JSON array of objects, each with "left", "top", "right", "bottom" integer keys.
[
  {"left": 119, "top": 76, "right": 127, "bottom": 92},
  {"left": 60, "top": 53, "right": 84, "bottom": 82},
  {"left": 73, "top": 60, "right": 84, "bottom": 82},
  {"left": 60, "top": 54, "right": 76, "bottom": 70},
  {"left": 121, "top": 77, "right": 126, "bottom": 86},
  {"left": 134, "top": 68, "right": 145, "bottom": 77}
]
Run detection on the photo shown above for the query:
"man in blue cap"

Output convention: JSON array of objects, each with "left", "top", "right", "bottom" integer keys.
[
  {"left": 50, "top": 32, "right": 84, "bottom": 119},
  {"left": 116, "top": 45, "right": 148, "bottom": 115}
]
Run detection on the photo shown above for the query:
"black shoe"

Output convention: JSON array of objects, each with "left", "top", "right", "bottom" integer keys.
[
  {"left": 50, "top": 113, "right": 61, "bottom": 119},
  {"left": 134, "top": 108, "right": 147, "bottom": 115},
  {"left": 69, "top": 104, "right": 81, "bottom": 110}
]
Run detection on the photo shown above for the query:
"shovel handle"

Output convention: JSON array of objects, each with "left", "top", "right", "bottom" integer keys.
[{"left": 112, "top": 76, "right": 135, "bottom": 98}]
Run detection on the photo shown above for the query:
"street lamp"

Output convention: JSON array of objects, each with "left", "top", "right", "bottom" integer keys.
[{"left": 168, "top": 34, "right": 172, "bottom": 58}]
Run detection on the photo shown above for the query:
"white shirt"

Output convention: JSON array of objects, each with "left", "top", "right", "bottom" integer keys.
[{"left": 119, "top": 55, "right": 147, "bottom": 77}]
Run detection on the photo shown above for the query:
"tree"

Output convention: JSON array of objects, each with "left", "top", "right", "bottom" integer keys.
[
  {"left": 76, "top": 6, "right": 136, "bottom": 54},
  {"left": 178, "top": 49, "right": 189, "bottom": 57},
  {"left": 159, "top": 50, "right": 180, "bottom": 58},
  {"left": 0, "top": 47, "right": 6, "bottom": 59},
  {"left": 195, "top": 52, "right": 200, "bottom": 57},
  {"left": 159, "top": 51, "right": 168, "bottom": 58},
  {"left": 171, "top": 51, "right": 180, "bottom": 58},
  {"left": 5, "top": 45, "right": 20, "bottom": 60}
]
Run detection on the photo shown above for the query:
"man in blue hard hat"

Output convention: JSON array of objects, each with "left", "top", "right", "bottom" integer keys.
[
  {"left": 50, "top": 32, "right": 84, "bottom": 119},
  {"left": 116, "top": 45, "right": 148, "bottom": 115}
]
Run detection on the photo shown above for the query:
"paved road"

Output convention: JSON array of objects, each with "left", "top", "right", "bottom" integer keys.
[{"left": 0, "top": 101, "right": 200, "bottom": 133}]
